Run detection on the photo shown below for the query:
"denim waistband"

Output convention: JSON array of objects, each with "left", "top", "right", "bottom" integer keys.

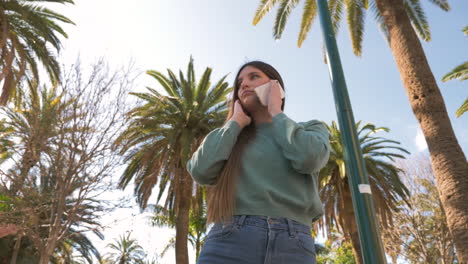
[{"left": 223, "top": 215, "right": 311, "bottom": 235}]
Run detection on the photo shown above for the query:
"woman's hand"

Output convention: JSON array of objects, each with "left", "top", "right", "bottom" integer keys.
[
  {"left": 230, "top": 100, "right": 251, "bottom": 128},
  {"left": 268, "top": 80, "right": 283, "bottom": 117}
]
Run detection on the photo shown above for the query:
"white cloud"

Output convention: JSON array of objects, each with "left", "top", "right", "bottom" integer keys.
[{"left": 415, "top": 128, "right": 428, "bottom": 151}]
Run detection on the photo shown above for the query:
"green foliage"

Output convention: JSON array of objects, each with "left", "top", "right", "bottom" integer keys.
[
  {"left": 319, "top": 121, "right": 410, "bottom": 237},
  {"left": 0, "top": 194, "right": 13, "bottom": 212},
  {"left": 0, "top": 0, "right": 75, "bottom": 105},
  {"left": 252, "top": 0, "right": 450, "bottom": 54},
  {"left": 0, "top": 120, "right": 14, "bottom": 163},
  {"left": 404, "top": 0, "right": 431, "bottom": 41},
  {"left": 317, "top": 240, "right": 356, "bottom": 264},
  {"left": 298, "top": 0, "right": 318, "bottom": 47},
  {"left": 105, "top": 232, "right": 146, "bottom": 264},
  {"left": 454, "top": 99, "right": 468, "bottom": 117},
  {"left": 114, "top": 57, "right": 231, "bottom": 211},
  {"left": 442, "top": 62, "right": 468, "bottom": 82}
]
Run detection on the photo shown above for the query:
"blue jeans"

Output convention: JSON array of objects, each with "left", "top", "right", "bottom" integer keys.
[{"left": 196, "top": 215, "right": 316, "bottom": 264}]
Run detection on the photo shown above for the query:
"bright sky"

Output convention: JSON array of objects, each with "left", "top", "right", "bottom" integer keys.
[{"left": 52, "top": 0, "right": 468, "bottom": 263}]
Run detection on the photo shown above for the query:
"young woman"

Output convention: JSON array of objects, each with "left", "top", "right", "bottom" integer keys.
[{"left": 187, "top": 61, "right": 330, "bottom": 263}]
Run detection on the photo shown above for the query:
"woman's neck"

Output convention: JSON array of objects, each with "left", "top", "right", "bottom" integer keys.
[{"left": 250, "top": 107, "right": 272, "bottom": 125}]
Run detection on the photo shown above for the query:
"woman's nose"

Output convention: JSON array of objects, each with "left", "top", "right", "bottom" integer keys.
[{"left": 240, "top": 81, "right": 252, "bottom": 91}]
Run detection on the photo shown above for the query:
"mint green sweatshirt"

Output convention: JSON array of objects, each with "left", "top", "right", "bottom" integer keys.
[{"left": 186, "top": 113, "right": 330, "bottom": 227}]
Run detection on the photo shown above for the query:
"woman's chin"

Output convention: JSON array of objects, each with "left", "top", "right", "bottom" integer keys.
[{"left": 242, "top": 97, "right": 265, "bottom": 112}]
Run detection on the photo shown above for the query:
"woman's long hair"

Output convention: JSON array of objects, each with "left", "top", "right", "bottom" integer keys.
[{"left": 206, "top": 61, "right": 286, "bottom": 224}]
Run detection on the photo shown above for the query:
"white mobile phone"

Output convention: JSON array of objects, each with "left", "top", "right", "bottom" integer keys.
[{"left": 254, "top": 80, "right": 285, "bottom": 106}]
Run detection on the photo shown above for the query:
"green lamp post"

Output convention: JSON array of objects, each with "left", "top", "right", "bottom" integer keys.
[{"left": 316, "top": 1, "right": 388, "bottom": 263}]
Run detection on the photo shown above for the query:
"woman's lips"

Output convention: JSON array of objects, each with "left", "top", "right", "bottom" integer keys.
[{"left": 242, "top": 91, "right": 254, "bottom": 98}]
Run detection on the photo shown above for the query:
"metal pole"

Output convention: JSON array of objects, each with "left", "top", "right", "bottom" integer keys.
[{"left": 316, "top": 1, "right": 387, "bottom": 263}]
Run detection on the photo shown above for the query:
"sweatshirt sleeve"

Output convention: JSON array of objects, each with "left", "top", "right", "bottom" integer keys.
[
  {"left": 186, "top": 120, "right": 242, "bottom": 186},
  {"left": 272, "top": 113, "right": 330, "bottom": 175}
]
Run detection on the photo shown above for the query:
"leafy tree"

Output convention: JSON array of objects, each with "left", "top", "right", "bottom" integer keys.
[
  {"left": 251, "top": 1, "right": 468, "bottom": 261},
  {"left": 317, "top": 230, "right": 356, "bottom": 264},
  {"left": 0, "top": 0, "right": 75, "bottom": 105},
  {"left": 0, "top": 60, "right": 133, "bottom": 264},
  {"left": 114, "top": 57, "right": 231, "bottom": 264},
  {"left": 382, "top": 155, "right": 459, "bottom": 264},
  {"left": 318, "top": 121, "right": 409, "bottom": 263}
]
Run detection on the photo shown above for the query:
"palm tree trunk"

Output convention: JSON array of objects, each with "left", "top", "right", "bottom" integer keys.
[
  {"left": 349, "top": 231, "right": 363, "bottom": 264},
  {"left": 374, "top": 0, "right": 468, "bottom": 262},
  {"left": 38, "top": 254, "right": 49, "bottom": 264},
  {"left": 341, "top": 185, "right": 363, "bottom": 264},
  {"left": 10, "top": 234, "right": 22, "bottom": 264},
  {"left": 175, "top": 172, "right": 192, "bottom": 264},
  {"left": 38, "top": 243, "right": 56, "bottom": 264}
]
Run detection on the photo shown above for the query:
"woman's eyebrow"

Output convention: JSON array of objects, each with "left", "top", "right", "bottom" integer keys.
[{"left": 237, "top": 71, "right": 261, "bottom": 85}]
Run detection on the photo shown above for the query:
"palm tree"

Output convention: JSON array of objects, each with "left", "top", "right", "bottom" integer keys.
[
  {"left": 252, "top": 1, "right": 468, "bottom": 261},
  {"left": 105, "top": 232, "right": 146, "bottom": 264},
  {"left": 442, "top": 26, "right": 467, "bottom": 117},
  {"left": 51, "top": 229, "right": 103, "bottom": 264},
  {"left": 318, "top": 121, "right": 410, "bottom": 263},
  {"left": 0, "top": 75, "right": 121, "bottom": 264},
  {"left": 0, "top": 81, "right": 76, "bottom": 263},
  {"left": 114, "top": 57, "right": 231, "bottom": 264},
  {"left": 0, "top": 196, "right": 103, "bottom": 264},
  {"left": 0, "top": 0, "right": 75, "bottom": 105},
  {"left": 3, "top": 80, "right": 74, "bottom": 193}
]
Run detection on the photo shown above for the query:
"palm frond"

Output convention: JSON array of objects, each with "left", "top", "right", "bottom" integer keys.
[
  {"left": 426, "top": 0, "right": 450, "bottom": 11},
  {"left": 297, "top": 0, "right": 318, "bottom": 47},
  {"left": 345, "top": 0, "right": 366, "bottom": 56},
  {"left": 253, "top": 0, "right": 281, "bottom": 25},
  {"left": 442, "top": 62, "right": 468, "bottom": 82},
  {"left": 370, "top": 1, "right": 390, "bottom": 43},
  {"left": 194, "top": 67, "right": 213, "bottom": 107},
  {"left": 179, "top": 69, "right": 192, "bottom": 107},
  {"left": 328, "top": 0, "right": 344, "bottom": 35},
  {"left": 167, "top": 69, "right": 183, "bottom": 98},
  {"left": 146, "top": 70, "right": 177, "bottom": 97},
  {"left": 273, "top": 0, "right": 300, "bottom": 39},
  {"left": 0, "top": 0, "right": 73, "bottom": 105},
  {"left": 159, "top": 237, "right": 176, "bottom": 258},
  {"left": 404, "top": 0, "right": 431, "bottom": 41},
  {"left": 455, "top": 98, "right": 467, "bottom": 118}
]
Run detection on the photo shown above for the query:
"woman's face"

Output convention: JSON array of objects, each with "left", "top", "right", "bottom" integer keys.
[{"left": 236, "top": 66, "right": 270, "bottom": 111}]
